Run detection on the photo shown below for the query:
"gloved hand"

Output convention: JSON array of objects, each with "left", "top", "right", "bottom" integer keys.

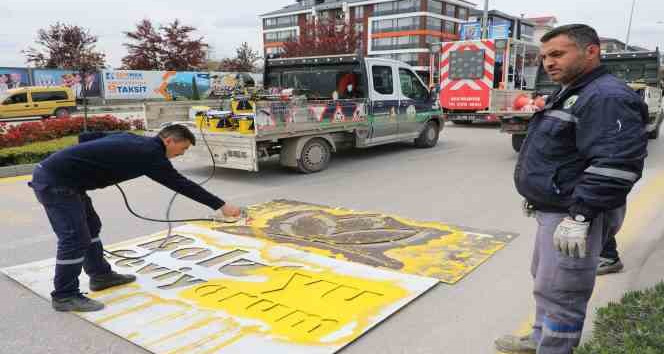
[
  {"left": 522, "top": 199, "right": 535, "bottom": 218},
  {"left": 212, "top": 204, "right": 243, "bottom": 223},
  {"left": 553, "top": 217, "right": 590, "bottom": 258}
]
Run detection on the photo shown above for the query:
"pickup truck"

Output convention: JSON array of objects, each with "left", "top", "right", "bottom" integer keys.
[
  {"left": 184, "top": 54, "right": 444, "bottom": 173},
  {"left": 500, "top": 50, "right": 663, "bottom": 152}
]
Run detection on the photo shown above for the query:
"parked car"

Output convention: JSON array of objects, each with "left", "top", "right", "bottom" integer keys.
[{"left": 0, "top": 86, "right": 77, "bottom": 119}]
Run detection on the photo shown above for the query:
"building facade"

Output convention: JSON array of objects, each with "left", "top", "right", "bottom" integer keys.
[
  {"left": 467, "top": 9, "right": 536, "bottom": 42},
  {"left": 525, "top": 16, "right": 558, "bottom": 42},
  {"left": 261, "top": 0, "right": 476, "bottom": 74}
]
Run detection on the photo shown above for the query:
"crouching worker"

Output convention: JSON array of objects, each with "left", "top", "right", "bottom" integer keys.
[{"left": 29, "top": 124, "right": 241, "bottom": 312}]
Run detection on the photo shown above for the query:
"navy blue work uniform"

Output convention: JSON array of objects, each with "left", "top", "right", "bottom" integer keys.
[
  {"left": 29, "top": 132, "right": 224, "bottom": 299},
  {"left": 515, "top": 65, "right": 648, "bottom": 353}
]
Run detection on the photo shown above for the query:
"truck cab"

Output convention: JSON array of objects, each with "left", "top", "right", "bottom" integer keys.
[{"left": 263, "top": 55, "right": 441, "bottom": 146}]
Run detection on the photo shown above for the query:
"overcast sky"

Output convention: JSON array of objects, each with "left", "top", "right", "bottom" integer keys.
[{"left": 1, "top": 0, "right": 662, "bottom": 68}]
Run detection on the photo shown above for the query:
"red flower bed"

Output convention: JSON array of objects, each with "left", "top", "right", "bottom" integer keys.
[{"left": 0, "top": 115, "right": 144, "bottom": 148}]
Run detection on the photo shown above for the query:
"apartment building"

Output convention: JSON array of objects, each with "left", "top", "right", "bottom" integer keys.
[{"left": 261, "top": 0, "right": 476, "bottom": 75}]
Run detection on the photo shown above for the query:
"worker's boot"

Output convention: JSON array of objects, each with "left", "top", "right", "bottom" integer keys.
[
  {"left": 52, "top": 293, "right": 104, "bottom": 312},
  {"left": 495, "top": 333, "right": 537, "bottom": 353},
  {"left": 596, "top": 257, "right": 624, "bottom": 275},
  {"left": 90, "top": 271, "right": 136, "bottom": 291}
]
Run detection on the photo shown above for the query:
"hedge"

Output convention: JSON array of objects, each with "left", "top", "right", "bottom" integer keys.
[
  {"left": 0, "top": 135, "right": 78, "bottom": 166},
  {"left": 0, "top": 115, "right": 144, "bottom": 149},
  {"left": 575, "top": 282, "right": 664, "bottom": 354}
]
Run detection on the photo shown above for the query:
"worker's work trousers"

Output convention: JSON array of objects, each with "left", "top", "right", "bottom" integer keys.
[
  {"left": 32, "top": 185, "right": 112, "bottom": 299},
  {"left": 531, "top": 207, "right": 625, "bottom": 354}
]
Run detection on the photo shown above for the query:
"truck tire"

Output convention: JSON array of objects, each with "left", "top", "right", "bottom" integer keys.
[
  {"left": 297, "top": 138, "right": 331, "bottom": 173},
  {"left": 512, "top": 134, "right": 525, "bottom": 152},
  {"left": 414, "top": 121, "right": 440, "bottom": 148},
  {"left": 54, "top": 108, "right": 70, "bottom": 118}
]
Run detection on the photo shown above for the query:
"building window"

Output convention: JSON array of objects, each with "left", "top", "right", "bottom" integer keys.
[
  {"left": 374, "top": 0, "right": 421, "bottom": 16},
  {"left": 354, "top": 23, "right": 364, "bottom": 33},
  {"left": 397, "top": 17, "right": 417, "bottom": 30},
  {"left": 265, "top": 29, "right": 297, "bottom": 42},
  {"left": 426, "top": 17, "right": 442, "bottom": 31},
  {"left": 354, "top": 6, "right": 364, "bottom": 19},
  {"left": 458, "top": 7, "right": 468, "bottom": 20},
  {"left": 444, "top": 20, "right": 456, "bottom": 34},
  {"left": 374, "top": 1, "right": 394, "bottom": 15},
  {"left": 372, "top": 16, "right": 422, "bottom": 33},
  {"left": 520, "top": 23, "right": 534, "bottom": 39},
  {"left": 427, "top": 0, "right": 443, "bottom": 14},
  {"left": 398, "top": 0, "right": 420, "bottom": 11},
  {"left": 263, "top": 15, "right": 296, "bottom": 29},
  {"left": 372, "top": 35, "right": 420, "bottom": 50},
  {"left": 444, "top": 3, "right": 456, "bottom": 17}
]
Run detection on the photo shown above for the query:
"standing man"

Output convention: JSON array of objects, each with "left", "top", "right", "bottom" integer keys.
[
  {"left": 30, "top": 124, "right": 242, "bottom": 312},
  {"left": 495, "top": 24, "right": 648, "bottom": 354}
]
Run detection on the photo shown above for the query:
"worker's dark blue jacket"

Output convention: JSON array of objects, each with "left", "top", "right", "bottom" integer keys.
[
  {"left": 31, "top": 132, "right": 224, "bottom": 210},
  {"left": 515, "top": 65, "right": 648, "bottom": 218}
]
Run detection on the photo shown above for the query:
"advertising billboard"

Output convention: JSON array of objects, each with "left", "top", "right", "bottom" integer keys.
[
  {"left": 32, "top": 69, "right": 102, "bottom": 98},
  {"left": 0, "top": 68, "right": 30, "bottom": 94}
]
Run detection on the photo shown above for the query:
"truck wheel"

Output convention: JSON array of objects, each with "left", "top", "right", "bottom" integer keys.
[
  {"left": 415, "top": 121, "right": 439, "bottom": 148},
  {"left": 54, "top": 108, "right": 70, "bottom": 118},
  {"left": 512, "top": 134, "right": 525, "bottom": 152},
  {"left": 297, "top": 138, "right": 331, "bottom": 173}
]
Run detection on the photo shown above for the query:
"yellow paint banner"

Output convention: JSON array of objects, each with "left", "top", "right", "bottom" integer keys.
[{"left": 213, "top": 200, "right": 517, "bottom": 284}]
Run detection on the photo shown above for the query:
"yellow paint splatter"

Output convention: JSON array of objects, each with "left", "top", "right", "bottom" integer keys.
[{"left": 179, "top": 267, "right": 409, "bottom": 345}]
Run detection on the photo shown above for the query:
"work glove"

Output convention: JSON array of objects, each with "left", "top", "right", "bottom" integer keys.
[
  {"left": 553, "top": 217, "right": 590, "bottom": 258},
  {"left": 212, "top": 204, "right": 244, "bottom": 223},
  {"left": 522, "top": 199, "right": 535, "bottom": 218}
]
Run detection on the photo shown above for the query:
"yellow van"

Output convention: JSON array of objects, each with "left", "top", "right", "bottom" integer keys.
[{"left": 0, "top": 86, "right": 77, "bottom": 119}]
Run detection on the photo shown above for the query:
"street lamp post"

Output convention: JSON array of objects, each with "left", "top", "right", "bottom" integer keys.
[
  {"left": 625, "top": 0, "right": 637, "bottom": 51},
  {"left": 482, "top": 0, "right": 489, "bottom": 39}
]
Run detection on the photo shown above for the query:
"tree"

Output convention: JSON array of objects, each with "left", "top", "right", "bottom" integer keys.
[
  {"left": 217, "top": 42, "right": 261, "bottom": 72},
  {"left": 121, "top": 19, "right": 162, "bottom": 70},
  {"left": 23, "top": 22, "right": 106, "bottom": 70},
  {"left": 282, "top": 20, "right": 359, "bottom": 58},
  {"left": 160, "top": 20, "right": 207, "bottom": 71},
  {"left": 121, "top": 19, "right": 208, "bottom": 71}
]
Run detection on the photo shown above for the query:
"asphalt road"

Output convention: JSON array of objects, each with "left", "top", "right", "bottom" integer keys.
[{"left": 1, "top": 122, "right": 663, "bottom": 354}]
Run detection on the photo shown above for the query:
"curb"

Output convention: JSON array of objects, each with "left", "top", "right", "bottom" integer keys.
[{"left": 0, "top": 163, "right": 36, "bottom": 178}]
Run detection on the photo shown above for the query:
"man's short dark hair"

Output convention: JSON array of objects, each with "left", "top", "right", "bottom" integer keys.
[
  {"left": 541, "top": 24, "right": 600, "bottom": 48},
  {"left": 158, "top": 124, "right": 196, "bottom": 146}
]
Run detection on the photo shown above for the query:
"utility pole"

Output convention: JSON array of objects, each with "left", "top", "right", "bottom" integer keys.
[
  {"left": 482, "top": 0, "right": 489, "bottom": 39},
  {"left": 625, "top": 0, "right": 637, "bottom": 51}
]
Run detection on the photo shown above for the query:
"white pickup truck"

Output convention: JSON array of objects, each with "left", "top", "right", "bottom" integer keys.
[{"left": 182, "top": 54, "right": 444, "bottom": 173}]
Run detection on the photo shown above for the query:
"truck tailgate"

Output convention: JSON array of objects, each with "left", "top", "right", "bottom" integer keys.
[{"left": 191, "top": 131, "right": 258, "bottom": 172}]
